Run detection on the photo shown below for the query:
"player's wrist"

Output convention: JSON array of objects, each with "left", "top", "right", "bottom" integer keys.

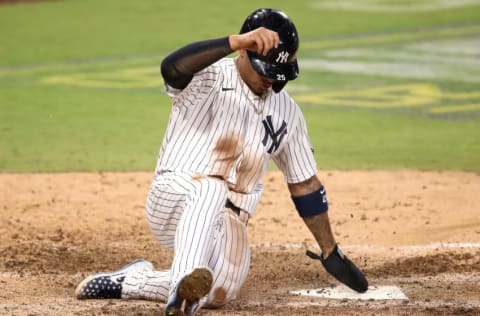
[{"left": 228, "top": 35, "right": 241, "bottom": 51}]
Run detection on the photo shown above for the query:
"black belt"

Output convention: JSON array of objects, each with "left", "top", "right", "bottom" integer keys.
[{"left": 225, "top": 200, "right": 241, "bottom": 215}]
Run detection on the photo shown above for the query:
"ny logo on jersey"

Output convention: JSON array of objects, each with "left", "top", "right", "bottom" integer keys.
[
  {"left": 262, "top": 115, "right": 287, "bottom": 154},
  {"left": 275, "top": 51, "right": 289, "bottom": 63}
]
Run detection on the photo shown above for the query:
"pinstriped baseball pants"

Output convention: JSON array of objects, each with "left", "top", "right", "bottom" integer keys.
[{"left": 122, "top": 172, "right": 250, "bottom": 307}]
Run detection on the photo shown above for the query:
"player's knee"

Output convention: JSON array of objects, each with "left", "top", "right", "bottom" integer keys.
[{"left": 206, "top": 286, "right": 235, "bottom": 308}]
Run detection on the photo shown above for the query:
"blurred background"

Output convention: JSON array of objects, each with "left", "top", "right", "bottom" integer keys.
[{"left": 1, "top": 0, "right": 479, "bottom": 172}]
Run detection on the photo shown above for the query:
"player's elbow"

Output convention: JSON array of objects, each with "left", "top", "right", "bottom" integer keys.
[
  {"left": 160, "top": 58, "right": 192, "bottom": 90},
  {"left": 160, "top": 57, "right": 176, "bottom": 82}
]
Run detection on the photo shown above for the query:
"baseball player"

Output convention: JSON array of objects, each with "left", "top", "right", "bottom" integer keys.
[{"left": 75, "top": 8, "right": 368, "bottom": 316}]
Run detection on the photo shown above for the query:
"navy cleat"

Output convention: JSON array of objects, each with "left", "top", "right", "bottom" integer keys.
[
  {"left": 75, "top": 259, "right": 154, "bottom": 299},
  {"left": 165, "top": 267, "right": 213, "bottom": 316}
]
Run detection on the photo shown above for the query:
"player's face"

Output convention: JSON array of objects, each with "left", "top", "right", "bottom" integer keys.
[{"left": 239, "top": 52, "right": 275, "bottom": 96}]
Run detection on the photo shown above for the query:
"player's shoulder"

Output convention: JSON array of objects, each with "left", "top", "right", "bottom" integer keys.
[
  {"left": 216, "top": 57, "right": 235, "bottom": 67},
  {"left": 192, "top": 59, "right": 229, "bottom": 83},
  {"left": 271, "top": 89, "right": 301, "bottom": 112},
  {"left": 205, "top": 58, "right": 236, "bottom": 85},
  {"left": 262, "top": 89, "right": 302, "bottom": 132},
  {"left": 214, "top": 58, "right": 236, "bottom": 73},
  {"left": 195, "top": 58, "right": 233, "bottom": 76}
]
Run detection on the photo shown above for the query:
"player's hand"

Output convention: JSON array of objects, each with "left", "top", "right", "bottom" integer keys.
[
  {"left": 306, "top": 245, "right": 369, "bottom": 293},
  {"left": 229, "top": 27, "right": 279, "bottom": 56}
]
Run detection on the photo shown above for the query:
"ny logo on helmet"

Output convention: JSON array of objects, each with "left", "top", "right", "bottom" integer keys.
[{"left": 276, "top": 51, "right": 289, "bottom": 63}]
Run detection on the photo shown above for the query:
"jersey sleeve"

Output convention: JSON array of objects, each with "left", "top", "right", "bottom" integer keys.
[
  {"left": 272, "top": 109, "right": 317, "bottom": 184},
  {"left": 164, "top": 63, "right": 221, "bottom": 108}
]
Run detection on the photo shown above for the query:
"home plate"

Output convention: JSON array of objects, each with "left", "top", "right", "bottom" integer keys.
[{"left": 290, "top": 285, "right": 408, "bottom": 300}]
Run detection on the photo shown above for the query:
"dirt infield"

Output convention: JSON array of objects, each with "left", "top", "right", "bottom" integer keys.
[{"left": 1, "top": 170, "right": 479, "bottom": 315}]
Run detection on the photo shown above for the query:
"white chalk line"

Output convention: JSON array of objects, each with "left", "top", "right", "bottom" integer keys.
[
  {"left": 6, "top": 240, "right": 480, "bottom": 252},
  {"left": 250, "top": 242, "right": 480, "bottom": 251},
  {"left": 7, "top": 239, "right": 480, "bottom": 255}
]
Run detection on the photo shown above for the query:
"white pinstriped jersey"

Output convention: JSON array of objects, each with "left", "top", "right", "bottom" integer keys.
[{"left": 155, "top": 58, "right": 317, "bottom": 215}]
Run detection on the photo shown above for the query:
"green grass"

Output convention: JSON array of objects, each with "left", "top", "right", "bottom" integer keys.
[
  {"left": 2, "top": 0, "right": 479, "bottom": 66},
  {"left": 304, "top": 107, "right": 480, "bottom": 171},
  {"left": 1, "top": 0, "right": 480, "bottom": 172}
]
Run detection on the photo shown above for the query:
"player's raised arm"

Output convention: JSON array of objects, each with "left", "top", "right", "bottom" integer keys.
[
  {"left": 160, "top": 37, "right": 233, "bottom": 90},
  {"left": 160, "top": 28, "right": 279, "bottom": 90}
]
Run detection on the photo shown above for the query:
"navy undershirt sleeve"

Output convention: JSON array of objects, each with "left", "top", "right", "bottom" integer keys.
[{"left": 160, "top": 36, "right": 233, "bottom": 89}]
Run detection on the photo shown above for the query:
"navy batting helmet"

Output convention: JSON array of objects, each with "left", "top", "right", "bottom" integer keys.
[{"left": 240, "top": 8, "right": 299, "bottom": 92}]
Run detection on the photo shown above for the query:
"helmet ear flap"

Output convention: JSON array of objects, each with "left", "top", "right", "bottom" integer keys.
[{"left": 272, "top": 81, "right": 287, "bottom": 93}]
